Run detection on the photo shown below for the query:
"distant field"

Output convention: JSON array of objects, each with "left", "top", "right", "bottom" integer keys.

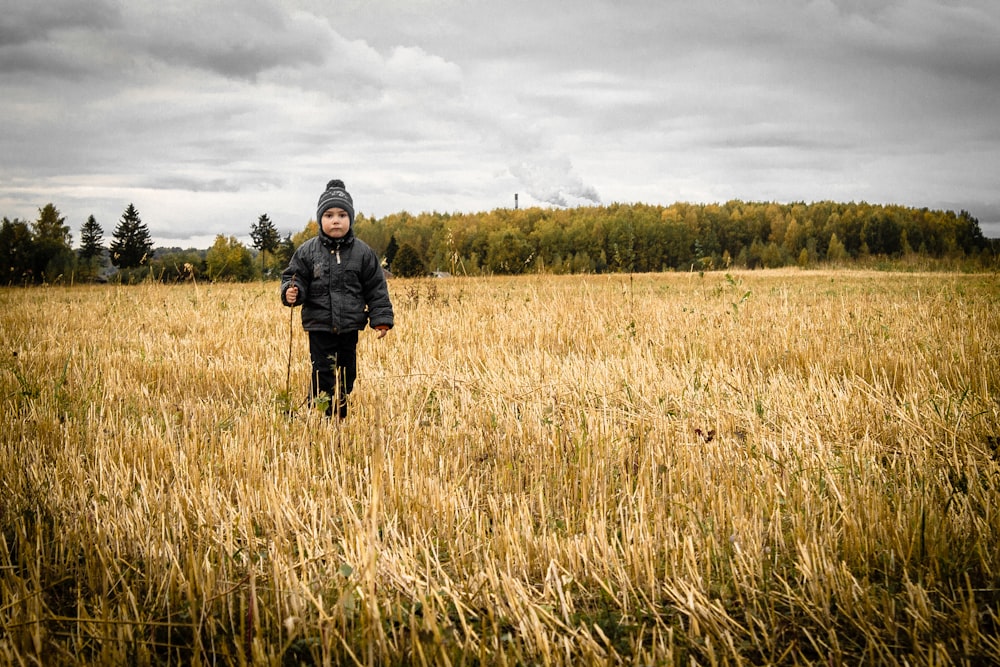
[{"left": 2, "top": 270, "right": 998, "bottom": 665}]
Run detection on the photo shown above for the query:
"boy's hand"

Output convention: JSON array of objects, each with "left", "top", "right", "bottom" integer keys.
[
  {"left": 374, "top": 325, "right": 390, "bottom": 339},
  {"left": 285, "top": 286, "right": 298, "bottom": 305}
]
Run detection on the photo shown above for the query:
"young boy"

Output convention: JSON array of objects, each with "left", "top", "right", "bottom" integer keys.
[{"left": 281, "top": 179, "right": 394, "bottom": 419}]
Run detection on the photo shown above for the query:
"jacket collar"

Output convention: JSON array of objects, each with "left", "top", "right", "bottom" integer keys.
[{"left": 319, "top": 227, "right": 355, "bottom": 248}]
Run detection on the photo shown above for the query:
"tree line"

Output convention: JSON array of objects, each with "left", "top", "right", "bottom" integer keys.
[
  {"left": 2, "top": 199, "right": 996, "bottom": 285},
  {"left": 357, "top": 200, "right": 996, "bottom": 275},
  {"left": 1, "top": 203, "right": 290, "bottom": 285}
]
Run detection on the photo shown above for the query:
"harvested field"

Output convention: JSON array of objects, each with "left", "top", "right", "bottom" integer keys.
[{"left": 2, "top": 270, "right": 999, "bottom": 665}]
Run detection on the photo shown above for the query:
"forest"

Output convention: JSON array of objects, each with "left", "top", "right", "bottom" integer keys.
[
  {"left": 357, "top": 200, "right": 996, "bottom": 275},
  {"left": 2, "top": 199, "right": 996, "bottom": 284}
]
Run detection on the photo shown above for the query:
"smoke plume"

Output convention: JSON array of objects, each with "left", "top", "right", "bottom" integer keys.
[{"left": 509, "top": 157, "right": 601, "bottom": 207}]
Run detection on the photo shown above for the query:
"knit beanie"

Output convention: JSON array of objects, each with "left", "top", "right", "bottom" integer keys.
[{"left": 316, "top": 179, "right": 355, "bottom": 226}]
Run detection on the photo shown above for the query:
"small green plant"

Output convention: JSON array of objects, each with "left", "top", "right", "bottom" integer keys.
[
  {"left": 4, "top": 351, "right": 39, "bottom": 400},
  {"left": 274, "top": 389, "right": 295, "bottom": 416},
  {"left": 731, "top": 290, "right": 751, "bottom": 317},
  {"left": 314, "top": 391, "right": 331, "bottom": 415},
  {"left": 724, "top": 273, "right": 752, "bottom": 318},
  {"left": 3, "top": 352, "right": 72, "bottom": 418}
]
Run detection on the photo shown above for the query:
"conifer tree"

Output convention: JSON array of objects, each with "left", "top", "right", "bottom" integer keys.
[
  {"left": 393, "top": 243, "right": 426, "bottom": 277},
  {"left": 249, "top": 213, "right": 280, "bottom": 276},
  {"left": 384, "top": 235, "right": 399, "bottom": 269},
  {"left": 110, "top": 203, "right": 154, "bottom": 269},
  {"left": 78, "top": 214, "right": 106, "bottom": 280},
  {"left": 79, "top": 215, "right": 105, "bottom": 262}
]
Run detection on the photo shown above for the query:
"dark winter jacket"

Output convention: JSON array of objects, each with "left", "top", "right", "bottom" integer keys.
[{"left": 280, "top": 229, "right": 393, "bottom": 334}]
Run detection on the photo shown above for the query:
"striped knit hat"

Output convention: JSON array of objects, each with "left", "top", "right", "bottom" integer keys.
[{"left": 316, "top": 179, "right": 354, "bottom": 226}]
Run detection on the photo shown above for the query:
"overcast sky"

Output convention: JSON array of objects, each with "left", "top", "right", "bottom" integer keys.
[{"left": 2, "top": 0, "right": 999, "bottom": 248}]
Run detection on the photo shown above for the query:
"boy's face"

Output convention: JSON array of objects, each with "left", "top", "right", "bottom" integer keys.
[{"left": 321, "top": 208, "right": 350, "bottom": 238}]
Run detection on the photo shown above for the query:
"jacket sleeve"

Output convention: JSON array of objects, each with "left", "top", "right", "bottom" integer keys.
[
  {"left": 361, "top": 248, "right": 394, "bottom": 329},
  {"left": 280, "top": 245, "right": 310, "bottom": 307}
]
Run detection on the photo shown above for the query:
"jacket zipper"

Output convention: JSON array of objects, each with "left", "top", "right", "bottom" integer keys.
[{"left": 331, "top": 246, "right": 340, "bottom": 333}]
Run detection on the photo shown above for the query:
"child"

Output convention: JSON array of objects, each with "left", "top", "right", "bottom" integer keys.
[{"left": 281, "top": 179, "right": 394, "bottom": 419}]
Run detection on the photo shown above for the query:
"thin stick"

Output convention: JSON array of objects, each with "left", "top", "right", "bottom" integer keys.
[{"left": 285, "top": 274, "right": 296, "bottom": 410}]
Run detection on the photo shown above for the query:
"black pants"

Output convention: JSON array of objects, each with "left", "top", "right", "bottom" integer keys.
[{"left": 307, "top": 330, "right": 358, "bottom": 418}]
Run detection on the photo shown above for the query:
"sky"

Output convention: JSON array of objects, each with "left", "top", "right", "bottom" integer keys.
[{"left": 2, "top": 0, "right": 999, "bottom": 249}]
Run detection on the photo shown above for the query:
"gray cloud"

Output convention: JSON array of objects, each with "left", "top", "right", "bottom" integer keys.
[
  {"left": 0, "top": 1, "right": 121, "bottom": 47},
  {"left": 127, "top": 3, "right": 330, "bottom": 80},
  {"left": 1, "top": 0, "right": 999, "bottom": 243}
]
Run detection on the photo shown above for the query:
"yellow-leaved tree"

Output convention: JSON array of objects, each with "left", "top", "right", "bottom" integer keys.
[{"left": 206, "top": 235, "right": 255, "bottom": 281}]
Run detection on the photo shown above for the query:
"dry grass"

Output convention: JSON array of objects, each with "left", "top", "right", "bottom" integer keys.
[{"left": 2, "top": 270, "right": 999, "bottom": 665}]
